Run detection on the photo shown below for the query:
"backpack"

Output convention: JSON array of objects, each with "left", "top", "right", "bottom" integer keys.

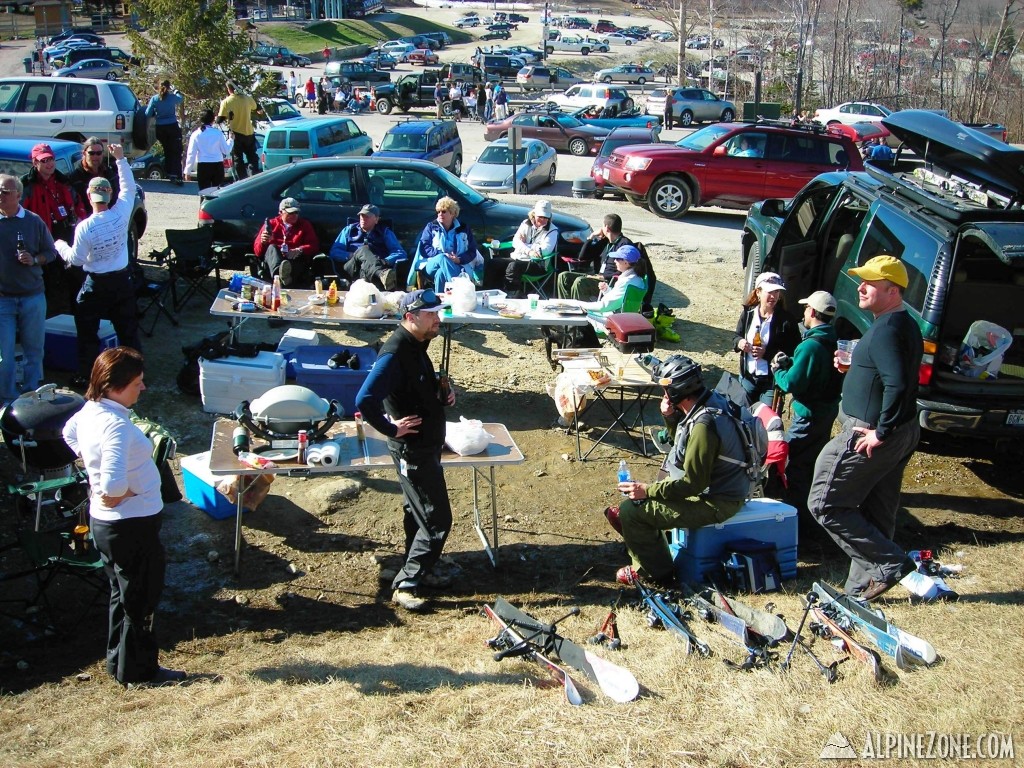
[{"left": 699, "top": 399, "right": 769, "bottom": 494}]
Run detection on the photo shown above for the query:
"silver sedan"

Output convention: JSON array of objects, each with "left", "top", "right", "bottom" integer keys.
[
  {"left": 594, "top": 64, "right": 655, "bottom": 84},
  {"left": 461, "top": 138, "right": 557, "bottom": 195},
  {"left": 52, "top": 58, "right": 124, "bottom": 80}
]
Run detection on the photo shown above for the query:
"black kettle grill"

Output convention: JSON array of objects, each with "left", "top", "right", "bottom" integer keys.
[{"left": 0, "top": 384, "right": 85, "bottom": 471}]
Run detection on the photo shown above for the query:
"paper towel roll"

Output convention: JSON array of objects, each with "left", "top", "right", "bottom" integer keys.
[
  {"left": 318, "top": 441, "right": 341, "bottom": 466},
  {"left": 306, "top": 445, "right": 323, "bottom": 465}
]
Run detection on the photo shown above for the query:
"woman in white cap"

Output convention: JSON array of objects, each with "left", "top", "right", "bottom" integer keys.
[
  {"left": 497, "top": 200, "right": 559, "bottom": 297},
  {"left": 732, "top": 271, "right": 801, "bottom": 405}
]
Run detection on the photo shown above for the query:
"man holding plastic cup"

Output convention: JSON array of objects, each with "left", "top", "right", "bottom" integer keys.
[{"left": 807, "top": 255, "right": 929, "bottom": 602}]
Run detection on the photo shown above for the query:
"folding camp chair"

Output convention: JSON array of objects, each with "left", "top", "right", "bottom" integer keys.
[
  {"left": 520, "top": 252, "right": 556, "bottom": 299},
  {"left": 152, "top": 228, "right": 233, "bottom": 314},
  {"left": 133, "top": 259, "right": 177, "bottom": 337}
]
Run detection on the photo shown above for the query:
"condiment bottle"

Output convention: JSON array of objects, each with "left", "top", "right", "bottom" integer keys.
[
  {"left": 314, "top": 278, "right": 323, "bottom": 296},
  {"left": 438, "top": 367, "right": 451, "bottom": 404},
  {"left": 354, "top": 410, "right": 365, "bottom": 441},
  {"left": 297, "top": 430, "right": 308, "bottom": 464},
  {"left": 327, "top": 280, "right": 339, "bottom": 305},
  {"left": 272, "top": 275, "right": 282, "bottom": 311}
]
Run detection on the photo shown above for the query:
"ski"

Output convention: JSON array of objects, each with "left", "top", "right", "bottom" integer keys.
[
  {"left": 628, "top": 580, "right": 712, "bottom": 658},
  {"left": 810, "top": 604, "right": 886, "bottom": 684},
  {"left": 710, "top": 590, "right": 791, "bottom": 644},
  {"left": 482, "top": 603, "right": 583, "bottom": 706},
  {"left": 812, "top": 581, "right": 939, "bottom": 669},
  {"left": 492, "top": 598, "right": 640, "bottom": 703},
  {"left": 684, "top": 587, "right": 787, "bottom": 671}
]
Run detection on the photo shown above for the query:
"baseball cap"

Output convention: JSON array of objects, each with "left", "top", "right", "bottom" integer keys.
[
  {"left": 87, "top": 176, "right": 112, "bottom": 204},
  {"left": 279, "top": 197, "right": 300, "bottom": 213},
  {"left": 799, "top": 290, "right": 837, "bottom": 316},
  {"left": 755, "top": 272, "right": 786, "bottom": 292},
  {"left": 358, "top": 203, "right": 380, "bottom": 217},
  {"left": 31, "top": 143, "right": 55, "bottom": 162},
  {"left": 610, "top": 244, "right": 641, "bottom": 264},
  {"left": 532, "top": 200, "right": 553, "bottom": 218},
  {"left": 848, "top": 255, "right": 909, "bottom": 288},
  {"left": 399, "top": 289, "right": 445, "bottom": 314}
]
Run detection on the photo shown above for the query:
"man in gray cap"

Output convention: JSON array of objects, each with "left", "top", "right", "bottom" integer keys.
[
  {"left": 770, "top": 290, "right": 843, "bottom": 519},
  {"left": 355, "top": 289, "right": 455, "bottom": 612},
  {"left": 328, "top": 203, "right": 406, "bottom": 290},
  {"left": 253, "top": 197, "right": 321, "bottom": 286}
]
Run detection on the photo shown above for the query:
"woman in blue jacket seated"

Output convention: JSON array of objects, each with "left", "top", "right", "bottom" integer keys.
[
  {"left": 414, "top": 196, "right": 478, "bottom": 292},
  {"left": 579, "top": 244, "right": 647, "bottom": 331}
]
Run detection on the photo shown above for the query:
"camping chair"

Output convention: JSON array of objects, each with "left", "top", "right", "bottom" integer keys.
[
  {"left": 152, "top": 228, "right": 233, "bottom": 314},
  {"left": 0, "top": 528, "right": 107, "bottom": 636},
  {"left": 133, "top": 256, "right": 177, "bottom": 338},
  {"left": 520, "top": 252, "right": 556, "bottom": 299}
]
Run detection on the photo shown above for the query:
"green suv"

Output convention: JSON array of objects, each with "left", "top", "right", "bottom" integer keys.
[{"left": 741, "top": 110, "right": 1024, "bottom": 439}]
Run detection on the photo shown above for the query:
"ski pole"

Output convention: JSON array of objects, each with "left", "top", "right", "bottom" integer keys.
[
  {"left": 782, "top": 591, "right": 817, "bottom": 671},
  {"left": 798, "top": 639, "right": 840, "bottom": 683}
]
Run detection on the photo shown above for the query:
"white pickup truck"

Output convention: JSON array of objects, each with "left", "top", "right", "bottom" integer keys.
[{"left": 545, "top": 34, "right": 610, "bottom": 55}]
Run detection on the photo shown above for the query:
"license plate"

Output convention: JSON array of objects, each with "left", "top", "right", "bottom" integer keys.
[
  {"left": 602, "top": 167, "right": 610, "bottom": 179},
  {"left": 1008, "top": 410, "right": 1024, "bottom": 426}
]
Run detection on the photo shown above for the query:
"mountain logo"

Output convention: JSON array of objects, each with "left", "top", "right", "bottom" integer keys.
[{"left": 820, "top": 731, "right": 858, "bottom": 759}]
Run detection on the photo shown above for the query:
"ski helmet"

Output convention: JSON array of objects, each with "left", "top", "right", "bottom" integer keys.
[{"left": 656, "top": 354, "right": 705, "bottom": 404}]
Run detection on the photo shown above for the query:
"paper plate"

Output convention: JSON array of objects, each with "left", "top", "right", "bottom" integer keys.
[
  {"left": 255, "top": 447, "right": 298, "bottom": 461},
  {"left": 308, "top": 295, "right": 326, "bottom": 305}
]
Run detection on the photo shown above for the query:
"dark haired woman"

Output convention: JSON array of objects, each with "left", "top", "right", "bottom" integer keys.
[
  {"left": 62, "top": 347, "right": 187, "bottom": 687},
  {"left": 145, "top": 80, "right": 184, "bottom": 185},
  {"left": 732, "top": 271, "right": 801, "bottom": 405},
  {"left": 184, "top": 109, "right": 233, "bottom": 191}
]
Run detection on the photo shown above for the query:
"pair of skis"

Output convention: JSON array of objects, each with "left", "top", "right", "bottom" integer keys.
[
  {"left": 633, "top": 579, "right": 712, "bottom": 657},
  {"left": 483, "top": 598, "right": 639, "bottom": 705},
  {"left": 812, "top": 581, "right": 939, "bottom": 671},
  {"left": 685, "top": 587, "right": 789, "bottom": 671}
]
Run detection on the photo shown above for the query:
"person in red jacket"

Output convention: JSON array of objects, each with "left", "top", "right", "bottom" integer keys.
[
  {"left": 253, "top": 197, "right": 321, "bottom": 287},
  {"left": 20, "top": 142, "right": 89, "bottom": 314}
]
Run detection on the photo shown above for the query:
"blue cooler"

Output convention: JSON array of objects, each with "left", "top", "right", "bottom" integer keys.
[
  {"left": 44, "top": 315, "right": 118, "bottom": 371},
  {"left": 293, "top": 345, "right": 377, "bottom": 418},
  {"left": 668, "top": 498, "right": 798, "bottom": 584},
  {"left": 180, "top": 452, "right": 237, "bottom": 520}
]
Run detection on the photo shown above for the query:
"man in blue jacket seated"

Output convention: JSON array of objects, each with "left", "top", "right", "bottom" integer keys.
[{"left": 329, "top": 203, "right": 406, "bottom": 290}]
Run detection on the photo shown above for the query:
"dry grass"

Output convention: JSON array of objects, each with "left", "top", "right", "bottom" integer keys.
[{"left": 2, "top": 541, "right": 1022, "bottom": 768}]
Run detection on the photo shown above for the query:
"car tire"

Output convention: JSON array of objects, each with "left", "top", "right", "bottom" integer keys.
[
  {"left": 637, "top": 76, "right": 646, "bottom": 84},
  {"left": 105, "top": 71, "right": 117, "bottom": 81},
  {"left": 602, "top": 75, "right": 613, "bottom": 83},
  {"left": 546, "top": 46, "right": 554, "bottom": 55},
  {"left": 594, "top": 188, "right": 604, "bottom": 199},
  {"left": 680, "top": 110, "right": 694, "bottom": 127},
  {"left": 441, "top": 101, "right": 453, "bottom": 117},
  {"left": 581, "top": 48, "right": 590, "bottom": 56},
  {"left": 518, "top": 179, "right": 529, "bottom": 194},
  {"left": 626, "top": 40, "right": 633, "bottom": 46},
  {"left": 743, "top": 241, "right": 762, "bottom": 295},
  {"left": 376, "top": 98, "right": 393, "bottom": 114},
  {"left": 146, "top": 165, "right": 165, "bottom": 181},
  {"left": 568, "top": 137, "right": 589, "bottom": 156},
  {"left": 547, "top": 164, "right": 557, "bottom": 186},
  {"left": 721, "top": 108, "right": 735, "bottom": 122},
  {"left": 600, "top": 46, "right": 609, "bottom": 53},
  {"left": 452, "top": 154, "right": 462, "bottom": 176},
  {"left": 648, "top": 176, "right": 691, "bottom": 219}
]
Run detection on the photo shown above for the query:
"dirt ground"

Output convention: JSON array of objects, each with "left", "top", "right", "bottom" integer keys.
[{"left": 2, "top": 22, "right": 1024, "bottom": 699}]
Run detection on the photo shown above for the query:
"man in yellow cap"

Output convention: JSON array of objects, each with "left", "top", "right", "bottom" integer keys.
[{"left": 807, "top": 255, "right": 927, "bottom": 602}]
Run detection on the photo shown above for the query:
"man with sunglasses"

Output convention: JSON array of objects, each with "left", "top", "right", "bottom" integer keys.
[
  {"left": 356, "top": 289, "right": 455, "bottom": 612},
  {"left": 0, "top": 174, "right": 57, "bottom": 404}
]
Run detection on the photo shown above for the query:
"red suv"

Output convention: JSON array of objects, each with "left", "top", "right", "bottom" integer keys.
[
  {"left": 601, "top": 121, "right": 863, "bottom": 218},
  {"left": 592, "top": 20, "right": 620, "bottom": 33}
]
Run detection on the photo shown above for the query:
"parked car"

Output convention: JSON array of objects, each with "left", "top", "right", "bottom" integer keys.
[
  {"left": 421, "top": 32, "right": 451, "bottom": 48},
  {"left": 595, "top": 64, "right": 655, "bottom": 84},
  {"left": 603, "top": 33, "right": 636, "bottom": 46},
  {"left": 516, "top": 65, "right": 584, "bottom": 91},
  {"left": 48, "top": 29, "right": 104, "bottom": 46},
  {"left": 461, "top": 137, "right": 557, "bottom": 195},
  {"left": 592, "top": 20, "right": 620, "bottom": 33},
  {"left": 0, "top": 137, "right": 147, "bottom": 259},
  {"left": 325, "top": 61, "right": 391, "bottom": 84},
  {"left": 260, "top": 117, "right": 373, "bottom": 170},
  {"left": 509, "top": 13, "right": 529, "bottom": 23},
  {"left": 247, "top": 44, "right": 311, "bottom": 67},
  {"left": 741, "top": 110, "right": 1024, "bottom": 438},
  {"left": 480, "top": 29, "right": 512, "bottom": 42},
  {"left": 484, "top": 111, "right": 611, "bottom": 156},
  {"left": 378, "top": 41, "right": 417, "bottom": 61},
  {"left": 601, "top": 120, "right": 862, "bottom": 218},
  {"left": 564, "top": 105, "right": 662, "bottom": 130},
  {"left": 645, "top": 86, "right": 736, "bottom": 126},
  {"left": 502, "top": 46, "right": 544, "bottom": 63},
  {"left": 455, "top": 15, "right": 481, "bottom": 28},
  {"left": 589, "top": 126, "right": 662, "bottom": 198},
  {"left": 0, "top": 76, "right": 153, "bottom": 157},
  {"left": 130, "top": 149, "right": 167, "bottom": 180},
  {"left": 198, "top": 157, "right": 593, "bottom": 259},
  {"left": 547, "top": 84, "right": 634, "bottom": 112},
  {"left": 255, "top": 97, "right": 304, "bottom": 133},
  {"left": 474, "top": 54, "right": 526, "bottom": 78},
  {"left": 61, "top": 46, "right": 140, "bottom": 69},
  {"left": 407, "top": 49, "right": 440, "bottom": 66},
  {"left": 52, "top": 58, "right": 124, "bottom": 80},
  {"left": 546, "top": 35, "right": 610, "bottom": 55},
  {"left": 373, "top": 119, "right": 463, "bottom": 176},
  {"left": 487, "top": 22, "right": 517, "bottom": 33},
  {"left": 813, "top": 101, "right": 892, "bottom": 126},
  {"left": 361, "top": 51, "right": 398, "bottom": 70},
  {"left": 651, "top": 31, "right": 676, "bottom": 42},
  {"left": 826, "top": 120, "right": 900, "bottom": 149}
]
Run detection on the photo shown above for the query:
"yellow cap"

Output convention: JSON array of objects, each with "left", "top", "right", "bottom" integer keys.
[{"left": 849, "top": 255, "right": 908, "bottom": 288}]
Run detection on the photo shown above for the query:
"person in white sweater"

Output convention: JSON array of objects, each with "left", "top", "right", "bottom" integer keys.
[
  {"left": 184, "top": 109, "right": 234, "bottom": 190},
  {"left": 62, "top": 346, "right": 187, "bottom": 687}
]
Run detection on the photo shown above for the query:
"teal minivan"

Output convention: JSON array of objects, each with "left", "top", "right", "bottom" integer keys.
[{"left": 260, "top": 117, "right": 373, "bottom": 170}]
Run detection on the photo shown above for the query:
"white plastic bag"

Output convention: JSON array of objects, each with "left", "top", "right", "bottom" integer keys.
[
  {"left": 445, "top": 416, "right": 492, "bottom": 456},
  {"left": 343, "top": 279, "right": 384, "bottom": 319},
  {"left": 448, "top": 272, "right": 477, "bottom": 314},
  {"left": 959, "top": 320, "right": 1013, "bottom": 379}
]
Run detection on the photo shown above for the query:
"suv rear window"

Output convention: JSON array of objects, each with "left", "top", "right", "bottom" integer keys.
[
  {"left": 856, "top": 205, "right": 939, "bottom": 311},
  {"left": 109, "top": 83, "right": 138, "bottom": 112}
]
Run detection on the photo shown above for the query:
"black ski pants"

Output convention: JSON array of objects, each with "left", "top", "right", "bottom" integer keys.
[{"left": 388, "top": 442, "right": 452, "bottom": 591}]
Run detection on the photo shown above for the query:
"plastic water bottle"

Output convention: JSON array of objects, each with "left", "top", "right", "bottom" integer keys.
[{"left": 618, "top": 460, "right": 630, "bottom": 484}]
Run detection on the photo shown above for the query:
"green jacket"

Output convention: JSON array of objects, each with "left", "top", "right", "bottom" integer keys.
[{"left": 773, "top": 323, "right": 841, "bottom": 420}]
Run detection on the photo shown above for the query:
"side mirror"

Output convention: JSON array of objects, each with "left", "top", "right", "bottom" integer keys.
[{"left": 760, "top": 199, "right": 786, "bottom": 217}]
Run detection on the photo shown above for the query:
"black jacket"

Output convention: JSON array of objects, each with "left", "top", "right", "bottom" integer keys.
[{"left": 733, "top": 304, "right": 801, "bottom": 383}]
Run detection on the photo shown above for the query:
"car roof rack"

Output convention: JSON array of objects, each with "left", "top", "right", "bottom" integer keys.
[{"left": 748, "top": 117, "right": 829, "bottom": 134}]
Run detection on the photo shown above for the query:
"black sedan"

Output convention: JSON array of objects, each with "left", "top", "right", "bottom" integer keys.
[{"left": 198, "top": 158, "right": 593, "bottom": 257}]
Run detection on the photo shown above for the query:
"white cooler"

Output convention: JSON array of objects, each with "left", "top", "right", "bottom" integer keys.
[{"left": 199, "top": 350, "right": 286, "bottom": 414}]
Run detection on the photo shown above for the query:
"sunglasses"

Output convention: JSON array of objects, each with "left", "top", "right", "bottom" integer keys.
[
  {"left": 36, "top": 157, "right": 55, "bottom": 163},
  {"left": 87, "top": 150, "right": 104, "bottom": 156},
  {"left": 405, "top": 289, "right": 440, "bottom": 313}
]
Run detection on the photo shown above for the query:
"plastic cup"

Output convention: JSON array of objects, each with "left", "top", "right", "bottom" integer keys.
[
  {"left": 528, "top": 293, "right": 539, "bottom": 311},
  {"left": 836, "top": 339, "right": 858, "bottom": 372}
]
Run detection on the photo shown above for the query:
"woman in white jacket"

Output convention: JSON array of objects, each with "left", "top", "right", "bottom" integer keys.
[{"left": 184, "top": 109, "right": 234, "bottom": 190}]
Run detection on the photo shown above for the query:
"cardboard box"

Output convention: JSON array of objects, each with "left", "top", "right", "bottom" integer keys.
[
  {"left": 180, "top": 451, "right": 236, "bottom": 520},
  {"left": 44, "top": 315, "right": 118, "bottom": 371},
  {"left": 294, "top": 345, "right": 377, "bottom": 418},
  {"left": 199, "top": 351, "right": 286, "bottom": 414},
  {"left": 668, "top": 498, "right": 798, "bottom": 585}
]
